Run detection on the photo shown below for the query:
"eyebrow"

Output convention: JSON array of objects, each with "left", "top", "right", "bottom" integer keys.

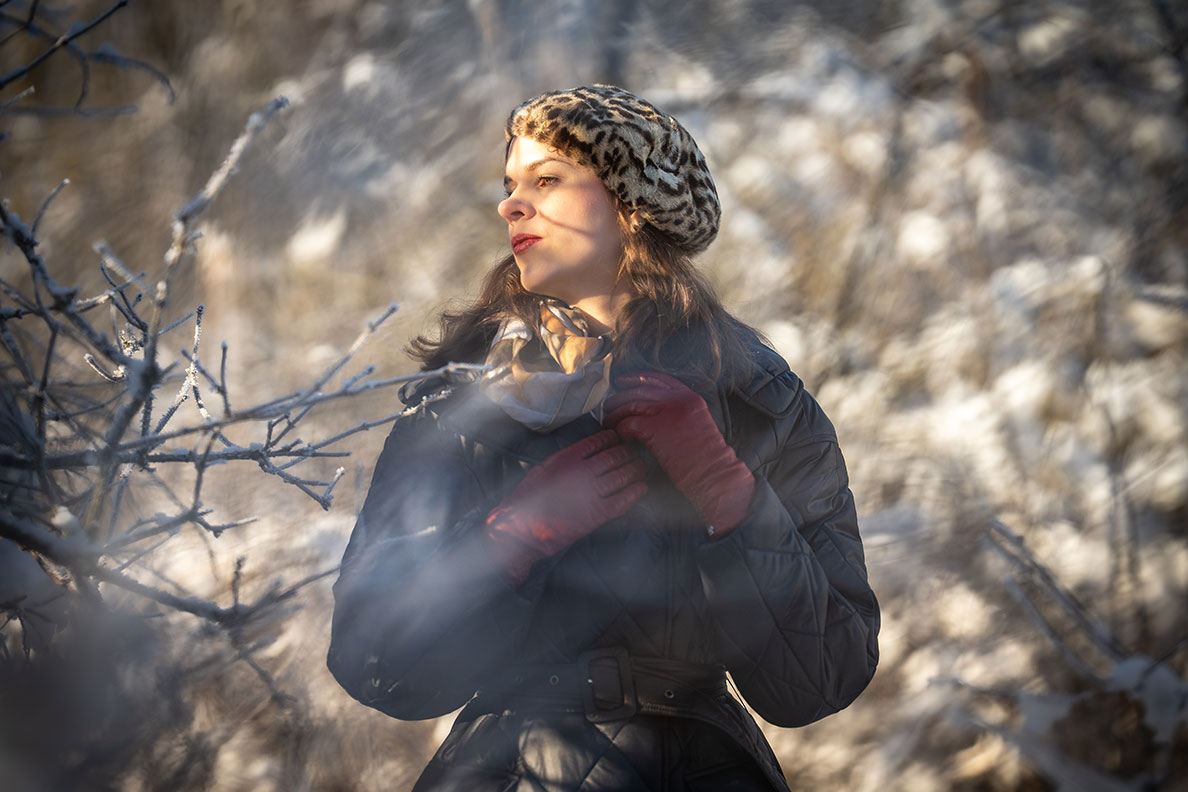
[{"left": 503, "top": 157, "right": 571, "bottom": 190}]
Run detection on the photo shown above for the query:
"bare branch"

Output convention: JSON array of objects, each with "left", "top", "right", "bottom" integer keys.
[
  {"left": 265, "top": 302, "right": 398, "bottom": 449},
  {"left": 1, "top": 508, "right": 294, "bottom": 628},
  {"left": 29, "top": 178, "right": 68, "bottom": 236},
  {"left": 0, "top": 0, "right": 129, "bottom": 91},
  {"left": 92, "top": 240, "right": 138, "bottom": 282},
  {"left": 0, "top": 72, "right": 432, "bottom": 652},
  {"left": 158, "top": 310, "right": 197, "bottom": 339},
  {"left": 0, "top": 0, "right": 39, "bottom": 48},
  {"left": 322, "top": 466, "right": 346, "bottom": 502},
  {"left": 83, "top": 352, "right": 124, "bottom": 382},
  {"left": 1, "top": 317, "right": 35, "bottom": 384},
  {"left": 276, "top": 412, "right": 402, "bottom": 470},
  {"left": 0, "top": 505, "right": 100, "bottom": 565},
  {"left": 0, "top": 84, "right": 33, "bottom": 112},
  {"left": 985, "top": 519, "right": 1127, "bottom": 665},
  {"left": 308, "top": 301, "right": 398, "bottom": 395},
  {"left": 217, "top": 341, "right": 231, "bottom": 415},
  {"left": 1, "top": 204, "right": 133, "bottom": 368},
  {"left": 186, "top": 305, "right": 214, "bottom": 423},
  {"left": 89, "top": 42, "right": 175, "bottom": 103},
  {"left": 173, "top": 95, "right": 290, "bottom": 227},
  {"left": 1, "top": 8, "right": 94, "bottom": 109},
  {"left": 72, "top": 272, "right": 144, "bottom": 314},
  {"left": 1000, "top": 576, "right": 1105, "bottom": 682},
  {"left": 91, "top": 562, "right": 241, "bottom": 623},
  {"left": 73, "top": 97, "right": 291, "bottom": 533},
  {"left": 46, "top": 361, "right": 492, "bottom": 466}
]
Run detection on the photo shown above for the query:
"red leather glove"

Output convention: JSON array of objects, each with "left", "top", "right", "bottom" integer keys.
[
  {"left": 605, "top": 372, "right": 755, "bottom": 540},
  {"left": 485, "top": 429, "right": 647, "bottom": 586}
]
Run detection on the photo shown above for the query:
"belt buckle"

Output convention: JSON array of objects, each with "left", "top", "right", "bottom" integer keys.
[{"left": 578, "top": 647, "right": 637, "bottom": 723}]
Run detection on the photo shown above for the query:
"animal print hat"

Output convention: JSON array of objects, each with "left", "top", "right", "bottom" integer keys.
[{"left": 505, "top": 85, "right": 721, "bottom": 255}]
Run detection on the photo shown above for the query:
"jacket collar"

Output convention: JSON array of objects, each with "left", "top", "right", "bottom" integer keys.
[{"left": 416, "top": 340, "right": 797, "bottom": 459}]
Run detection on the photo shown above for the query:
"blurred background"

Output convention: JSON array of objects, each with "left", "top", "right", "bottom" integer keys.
[{"left": 2, "top": 0, "right": 1187, "bottom": 789}]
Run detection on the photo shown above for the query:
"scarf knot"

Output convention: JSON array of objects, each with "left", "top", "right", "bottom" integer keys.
[{"left": 482, "top": 301, "right": 613, "bottom": 431}]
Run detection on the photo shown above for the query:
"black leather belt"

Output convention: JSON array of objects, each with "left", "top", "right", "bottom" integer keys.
[{"left": 477, "top": 647, "right": 728, "bottom": 724}]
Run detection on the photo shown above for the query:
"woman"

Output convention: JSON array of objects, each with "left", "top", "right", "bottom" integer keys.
[{"left": 328, "top": 85, "right": 879, "bottom": 791}]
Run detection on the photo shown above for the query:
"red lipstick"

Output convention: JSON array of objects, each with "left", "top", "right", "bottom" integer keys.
[{"left": 511, "top": 234, "right": 541, "bottom": 254}]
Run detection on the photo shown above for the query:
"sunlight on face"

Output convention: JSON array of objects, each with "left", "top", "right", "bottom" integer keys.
[{"left": 498, "top": 137, "right": 625, "bottom": 319}]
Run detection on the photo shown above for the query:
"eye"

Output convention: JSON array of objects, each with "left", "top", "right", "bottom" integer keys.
[{"left": 536, "top": 175, "right": 558, "bottom": 188}]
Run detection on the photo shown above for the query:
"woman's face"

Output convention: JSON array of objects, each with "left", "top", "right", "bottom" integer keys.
[{"left": 498, "top": 137, "right": 625, "bottom": 312}]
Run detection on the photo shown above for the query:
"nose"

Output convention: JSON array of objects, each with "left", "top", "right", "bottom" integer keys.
[{"left": 498, "top": 190, "right": 534, "bottom": 225}]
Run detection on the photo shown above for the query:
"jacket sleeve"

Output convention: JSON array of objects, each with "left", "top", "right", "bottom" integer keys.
[
  {"left": 327, "top": 406, "right": 537, "bottom": 720},
  {"left": 695, "top": 370, "right": 879, "bottom": 728}
]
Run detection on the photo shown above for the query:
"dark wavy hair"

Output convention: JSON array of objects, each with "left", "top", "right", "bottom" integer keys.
[{"left": 407, "top": 204, "right": 760, "bottom": 391}]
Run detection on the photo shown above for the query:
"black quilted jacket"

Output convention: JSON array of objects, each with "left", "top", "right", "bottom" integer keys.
[{"left": 328, "top": 342, "right": 879, "bottom": 791}]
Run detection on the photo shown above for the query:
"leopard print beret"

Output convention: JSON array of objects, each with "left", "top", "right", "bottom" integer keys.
[{"left": 505, "top": 85, "right": 721, "bottom": 255}]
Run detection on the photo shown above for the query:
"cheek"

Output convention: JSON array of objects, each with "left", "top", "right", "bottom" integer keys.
[
  {"left": 595, "top": 209, "right": 625, "bottom": 258},
  {"left": 576, "top": 195, "right": 622, "bottom": 250}
]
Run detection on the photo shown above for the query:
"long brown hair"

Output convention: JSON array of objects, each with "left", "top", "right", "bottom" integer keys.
[{"left": 408, "top": 205, "right": 760, "bottom": 391}]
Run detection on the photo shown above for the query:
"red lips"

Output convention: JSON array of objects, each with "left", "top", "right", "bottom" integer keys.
[{"left": 511, "top": 233, "right": 541, "bottom": 254}]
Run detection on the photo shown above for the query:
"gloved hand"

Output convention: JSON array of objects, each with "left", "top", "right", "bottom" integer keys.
[
  {"left": 605, "top": 372, "right": 755, "bottom": 540},
  {"left": 485, "top": 429, "right": 647, "bottom": 586}
]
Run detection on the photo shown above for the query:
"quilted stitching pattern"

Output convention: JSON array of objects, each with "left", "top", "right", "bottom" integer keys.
[{"left": 329, "top": 342, "right": 879, "bottom": 790}]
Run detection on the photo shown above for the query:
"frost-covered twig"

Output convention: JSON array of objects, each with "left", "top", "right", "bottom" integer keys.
[
  {"left": 262, "top": 301, "right": 398, "bottom": 449},
  {"left": 173, "top": 96, "right": 290, "bottom": 228},
  {"left": 1, "top": 361, "right": 487, "bottom": 471},
  {"left": 31, "top": 178, "right": 68, "bottom": 236}
]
